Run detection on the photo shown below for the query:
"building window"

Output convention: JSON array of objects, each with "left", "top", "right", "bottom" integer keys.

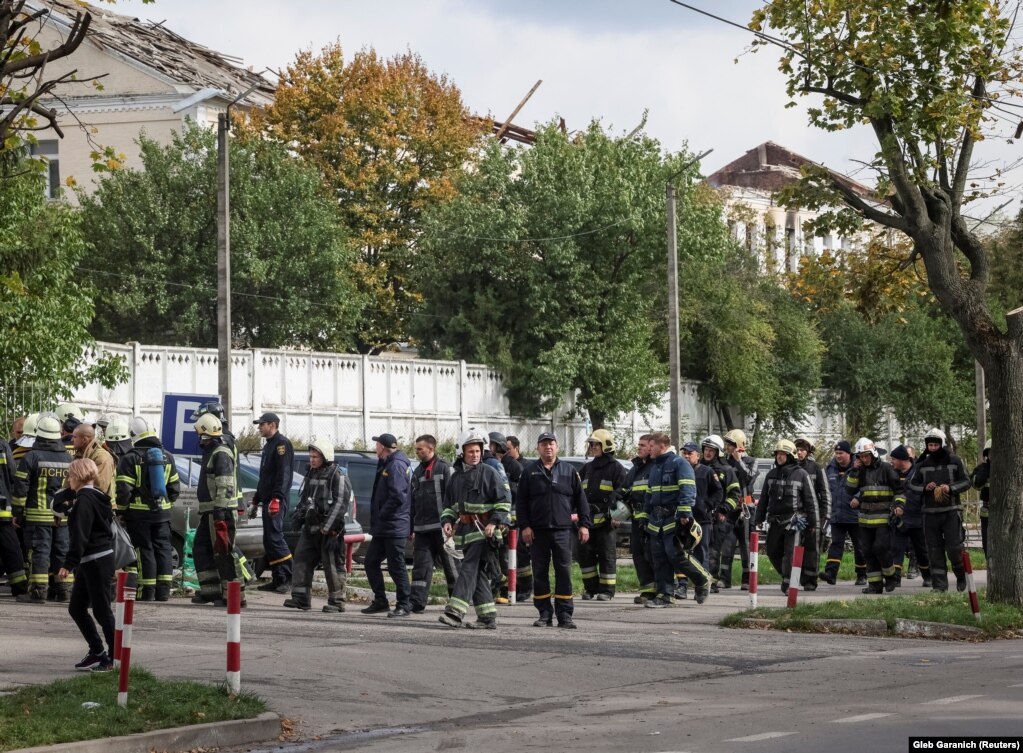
[{"left": 30, "top": 140, "right": 60, "bottom": 199}]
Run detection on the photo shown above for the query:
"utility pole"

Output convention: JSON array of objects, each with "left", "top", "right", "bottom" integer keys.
[
  {"left": 665, "top": 148, "right": 712, "bottom": 446},
  {"left": 217, "top": 81, "right": 264, "bottom": 425}
]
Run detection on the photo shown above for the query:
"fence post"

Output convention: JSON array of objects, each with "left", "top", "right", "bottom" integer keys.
[
  {"left": 458, "top": 360, "right": 468, "bottom": 432},
  {"left": 361, "top": 354, "right": 372, "bottom": 441},
  {"left": 130, "top": 342, "right": 142, "bottom": 417}
]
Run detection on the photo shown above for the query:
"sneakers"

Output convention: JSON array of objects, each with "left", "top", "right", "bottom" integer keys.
[
  {"left": 644, "top": 595, "right": 672, "bottom": 608},
  {"left": 74, "top": 653, "right": 106, "bottom": 671},
  {"left": 322, "top": 602, "right": 345, "bottom": 613},
  {"left": 595, "top": 593, "right": 613, "bottom": 601},
  {"left": 674, "top": 585, "right": 688, "bottom": 600},
  {"left": 695, "top": 586, "right": 709, "bottom": 604},
  {"left": 388, "top": 607, "right": 411, "bottom": 618},
  {"left": 91, "top": 656, "right": 114, "bottom": 673},
  {"left": 495, "top": 596, "right": 510, "bottom": 605},
  {"left": 361, "top": 601, "right": 390, "bottom": 615},
  {"left": 557, "top": 618, "right": 578, "bottom": 629},
  {"left": 283, "top": 598, "right": 311, "bottom": 611},
  {"left": 532, "top": 617, "right": 553, "bottom": 627},
  {"left": 438, "top": 612, "right": 461, "bottom": 628},
  {"left": 464, "top": 619, "right": 497, "bottom": 630}
]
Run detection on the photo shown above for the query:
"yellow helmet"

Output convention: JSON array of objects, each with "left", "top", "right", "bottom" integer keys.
[
  {"left": 723, "top": 429, "right": 747, "bottom": 451},
  {"left": 773, "top": 439, "right": 797, "bottom": 457},
  {"left": 586, "top": 429, "right": 615, "bottom": 453},
  {"left": 194, "top": 413, "right": 223, "bottom": 437}
]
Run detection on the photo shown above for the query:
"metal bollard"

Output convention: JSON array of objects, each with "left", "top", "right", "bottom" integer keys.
[
  {"left": 962, "top": 550, "right": 981, "bottom": 621},
  {"left": 226, "top": 581, "right": 242, "bottom": 695},
  {"left": 787, "top": 530, "right": 803, "bottom": 609},
  {"left": 507, "top": 528, "right": 518, "bottom": 604},
  {"left": 749, "top": 531, "right": 760, "bottom": 608},
  {"left": 114, "top": 570, "right": 128, "bottom": 663},
  {"left": 118, "top": 572, "right": 137, "bottom": 708}
]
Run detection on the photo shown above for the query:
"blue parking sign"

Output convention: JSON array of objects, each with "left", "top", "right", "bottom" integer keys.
[{"left": 160, "top": 393, "right": 220, "bottom": 457}]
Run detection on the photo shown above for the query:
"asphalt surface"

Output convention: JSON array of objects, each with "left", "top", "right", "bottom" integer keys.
[{"left": 2, "top": 569, "right": 1021, "bottom": 753}]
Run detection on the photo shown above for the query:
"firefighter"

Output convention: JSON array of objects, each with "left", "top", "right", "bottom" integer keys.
[
  {"left": 0, "top": 432, "right": 27, "bottom": 598},
  {"left": 820, "top": 440, "right": 868, "bottom": 586},
  {"left": 409, "top": 433, "right": 458, "bottom": 613},
  {"left": 12, "top": 413, "right": 38, "bottom": 463},
  {"left": 793, "top": 437, "right": 831, "bottom": 591},
  {"left": 623, "top": 434, "right": 656, "bottom": 604},
  {"left": 907, "top": 428, "right": 972, "bottom": 593},
  {"left": 192, "top": 414, "right": 248, "bottom": 606},
  {"left": 971, "top": 441, "right": 991, "bottom": 558},
  {"left": 888, "top": 444, "right": 931, "bottom": 587},
  {"left": 754, "top": 439, "right": 818, "bottom": 593},
  {"left": 489, "top": 432, "right": 521, "bottom": 604},
  {"left": 285, "top": 436, "right": 351, "bottom": 612},
  {"left": 701, "top": 434, "right": 741, "bottom": 592},
  {"left": 578, "top": 429, "right": 625, "bottom": 601},
  {"left": 517, "top": 432, "right": 590, "bottom": 628},
  {"left": 717, "top": 429, "right": 758, "bottom": 590},
  {"left": 847, "top": 437, "right": 903, "bottom": 594},
  {"left": 13, "top": 414, "right": 72, "bottom": 603},
  {"left": 683, "top": 441, "right": 723, "bottom": 572},
  {"left": 362, "top": 433, "right": 414, "bottom": 617},
  {"left": 115, "top": 417, "right": 180, "bottom": 601},
  {"left": 251, "top": 412, "right": 294, "bottom": 593},
  {"left": 102, "top": 417, "right": 134, "bottom": 465},
  {"left": 439, "top": 429, "right": 511, "bottom": 629},
  {"left": 644, "top": 432, "right": 710, "bottom": 607}
]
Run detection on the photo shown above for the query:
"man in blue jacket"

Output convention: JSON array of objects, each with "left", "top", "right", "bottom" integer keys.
[
  {"left": 362, "top": 433, "right": 413, "bottom": 618},
  {"left": 819, "top": 440, "right": 867, "bottom": 586}
]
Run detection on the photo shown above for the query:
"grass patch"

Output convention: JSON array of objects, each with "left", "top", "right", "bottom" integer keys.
[
  {"left": 720, "top": 589, "right": 1023, "bottom": 638},
  {"left": 0, "top": 667, "right": 266, "bottom": 752}
]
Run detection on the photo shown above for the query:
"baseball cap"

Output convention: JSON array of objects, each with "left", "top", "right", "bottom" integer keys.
[
  {"left": 681, "top": 441, "right": 700, "bottom": 453},
  {"left": 253, "top": 412, "right": 281, "bottom": 425},
  {"left": 537, "top": 432, "right": 558, "bottom": 444},
  {"left": 372, "top": 433, "right": 398, "bottom": 449}
]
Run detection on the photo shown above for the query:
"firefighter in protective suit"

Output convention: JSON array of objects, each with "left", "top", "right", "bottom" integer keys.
[
  {"left": 102, "top": 418, "right": 134, "bottom": 465},
  {"left": 13, "top": 415, "right": 72, "bottom": 603},
  {"left": 0, "top": 433, "right": 27, "bottom": 598},
  {"left": 439, "top": 429, "right": 511, "bottom": 629},
  {"left": 192, "top": 414, "right": 249, "bottom": 605},
  {"left": 116, "top": 418, "right": 180, "bottom": 601},
  {"left": 754, "top": 440, "right": 819, "bottom": 593},
  {"left": 579, "top": 429, "right": 625, "bottom": 600},
  {"left": 846, "top": 437, "right": 903, "bottom": 594},
  {"left": 284, "top": 436, "right": 352, "bottom": 613}
]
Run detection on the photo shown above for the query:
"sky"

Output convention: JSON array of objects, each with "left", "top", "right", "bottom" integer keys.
[{"left": 105, "top": 0, "right": 1018, "bottom": 210}]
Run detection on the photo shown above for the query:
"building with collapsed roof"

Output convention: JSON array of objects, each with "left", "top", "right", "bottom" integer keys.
[
  {"left": 24, "top": 0, "right": 274, "bottom": 202},
  {"left": 707, "top": 141, "right": 880, "bottom": 273}
]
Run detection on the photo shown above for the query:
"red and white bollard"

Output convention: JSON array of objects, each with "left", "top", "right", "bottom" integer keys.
[
  {"left": 787, "top": 530, "right": 803, "bottom": 609},
  {"left": 962, "top": 549, "right": 981, "bottom": 621},
  {"left": 507, "top": 528, "right": 518, "bottom": 605},
  {"left": 118, "top": 572, "right": 137, "bottom": 708},
  {"left": 343, "top": 533, "right": 367, "bottom": 575},
  {"left": 113, "top": 570, "right": 128, "bottom": 663},
  {"left": 226, "top": 581, "right": 242, "bottom": 696},
  {"left": 749, "top": 531, "right": 760, "bottom": 608}
]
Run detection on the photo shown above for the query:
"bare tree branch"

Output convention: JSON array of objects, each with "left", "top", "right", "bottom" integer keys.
[
  {"left": 829, "top": 175, "right": 910, "bottom": 234},
  {"left": 952, "top": 74, "right": 988, "bottom": 207}
]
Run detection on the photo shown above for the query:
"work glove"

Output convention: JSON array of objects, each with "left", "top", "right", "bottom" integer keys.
[
  {"left": 213, "top": 520, "right": 231, "bottom": 555},
  {"left": 786, "top": 514, "right": 808, "bottom": 532},
  {"left": 268, "top": 497, "right": 281, "bottom": 516},
  {"left": 247, "top": 500, "right": 259, "bottom": 520}
]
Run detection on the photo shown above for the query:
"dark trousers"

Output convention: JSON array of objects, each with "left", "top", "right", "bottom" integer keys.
[
  {"left": 50, "top": 524, "right": 71, "bottom": 592},
  {"left": 24, "top": 523, "right": 52, "bottom": 592},
  {"left": 765, "top": 524, "right": 799, "bottom": 587},
  {"left": 69, "top": 554, "right": 115, "bottom": 658},
  {"left": 261, "top": 501, "right": 293, "bottom": 582},
  {"left": 859, "top": 525, "right": 895, "bottom": 586},
  {"left": 410, "top": 529, "right": 460, "bottom": 609},
  {"left": 693, "top": 520, "right": 711, "bottom": 570},
  {"left": 892, "top": 525, "right": 930, "bottom": 581},
  {"left": 193, "top": 511, "right": 247, "bottom": 601},
  {"left": 516, "top": 535, "right": 533, "bottom": 599},
  {"left": 126, "top": 518, "right": 173, "bottom": 595},
  {"left": 0, "top": 523, "right": 26, "bottom": 595},
  {"left": 823, "top": 521, "right": 866, "bottom": 578},
  {"left": 292, "top": 529, "right": 347, "bottom": 605},
  {"left": 365, "top": 535, "right": 410, "bottom": 609},
  {"left": 530, "top": 528, "right": 574, "bottom": 622},
  {"left": 801, "top": 527, "right": 819, "bottom": 588},
  {"left": 445, "top": 538, "right": 495, "bottom": 621},
  {"left": 579, "top": 524, "right": 616, "bottom": 596},
  {"left": 924, "top": 511, "right": 965, "bottom": 591},
  {"left": 713, "top": 513, "right": 751, "bottom": 586},
  {"left": 649, "top": 525, "right": 709, "bottom": 597},
  {"left": 630, "top": 523, "right": 656, "bottom": 596}
]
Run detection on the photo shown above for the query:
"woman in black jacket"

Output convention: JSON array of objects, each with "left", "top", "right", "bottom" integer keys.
[{"left": 56, "top": 458, "right": 116, "bottom": 672}]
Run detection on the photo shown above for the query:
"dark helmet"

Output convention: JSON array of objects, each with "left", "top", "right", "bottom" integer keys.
[
  {"left": 191, "top": 401, "right": 228, "bottom": 423},
  {"left": 488, "top": 431, "right": 508, "bottom": 453}
]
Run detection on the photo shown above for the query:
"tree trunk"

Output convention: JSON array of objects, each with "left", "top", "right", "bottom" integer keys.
[
  {"left": 984, "top": 343, "right": 1023, "bottom": 605},
  {"left": 588, "top": 408, "right": 606, "bottom": 431}
]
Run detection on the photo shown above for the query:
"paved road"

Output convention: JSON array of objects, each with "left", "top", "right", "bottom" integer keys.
[{"left": 2, "top": 570, "right": 1020, "bottom": 753}]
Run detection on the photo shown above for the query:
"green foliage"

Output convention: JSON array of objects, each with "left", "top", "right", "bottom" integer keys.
[
  {"left": 985, "top": 211, "right": 1023, "bottom": 315},
  {"left": 0, "top": 666, "right": 264, "bottom": 752},
  {"left": 0, "top": 167, "right": 126, "bottom": 420},
  {"left": 78, "top": 123, "right": 364, "bottom": 350}
]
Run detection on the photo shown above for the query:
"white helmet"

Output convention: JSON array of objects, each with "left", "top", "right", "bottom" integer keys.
[
  {"left": 308, "top": 435, "right": 335, "bottom": 464},
  {"left": 36, "top": 415, "right": 62, "bottom": 440},
  {"left": 55, "top": 402, "right": 86, "bottom": 422},
  {"left": 104, "top": 418, "right": 131, "bottom": 443},
  {"left": 129, "top": 416, "right": 154, "bottom": 442},
  {"left": 22, "top": 412, "right": 40, "bottom": 438},
  {"left": 458, "top": 427, "right": 487, "bottom": 454},
  {"left": 924, "top": 427, "right": 946, "bottom": 447},
  {"left": 854, "top": 437, "right": 878, "bottom": 458},
  {"left": 701, "top": 435, "right": 725, "bottom": 454}
]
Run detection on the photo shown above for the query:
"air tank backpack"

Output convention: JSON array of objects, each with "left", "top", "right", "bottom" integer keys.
[{"left": 144, "top": 447, "right": 169, "bottom": 511}]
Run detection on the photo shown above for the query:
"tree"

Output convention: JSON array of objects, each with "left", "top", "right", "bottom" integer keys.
[
  {"left": 0, "top": 165, "right": 125, "bottom": 421},
  {"left": 753, "top": 0, "right": 1023, "bottom": 604},
  {"left": 251, "top": 42, "right": 486, "bottom": 352},
  {"left": 79, "top": 123, "right": 364, "bottom": 350}
]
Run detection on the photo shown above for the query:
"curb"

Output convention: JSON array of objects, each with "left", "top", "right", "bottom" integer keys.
[
  {"left": 893, "top": 618, "right": 985, "bottom": 640},
  {"left": 806, "top": 618, "right": 888, "bottom": 636},
  {"left": 9, "top": 711, "right": 282, "bottom": 753}
]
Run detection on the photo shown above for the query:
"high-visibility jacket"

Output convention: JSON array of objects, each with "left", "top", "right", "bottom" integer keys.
[
  {"left": 846, "top": 459, "right": 903, "bottom": 527},
  {"left": 115, "top": 435, "right": 180, "bottom": 521},
  {"left": 12, "top": 438, "right": 72, "bottom": 525}
]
